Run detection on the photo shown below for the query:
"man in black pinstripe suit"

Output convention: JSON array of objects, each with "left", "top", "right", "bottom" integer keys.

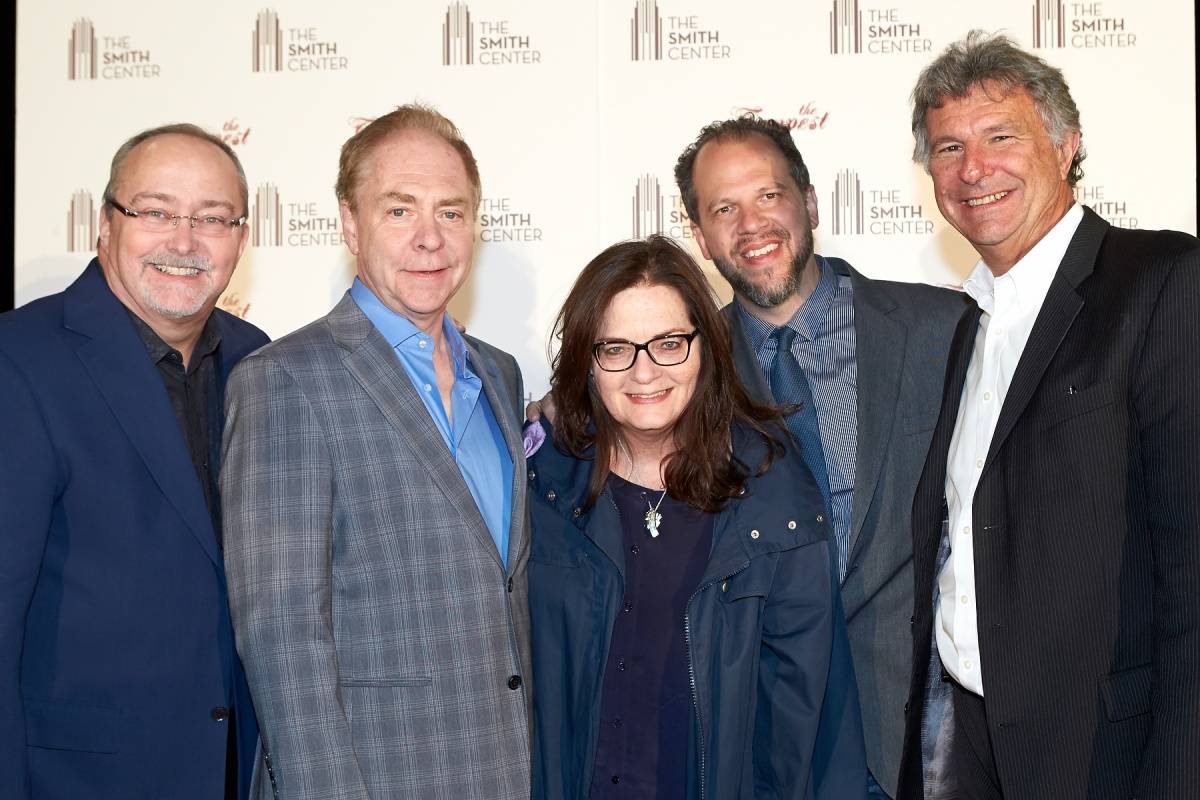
[{"left": 898, "top": 31, "right": 1200, "bottom": 800}]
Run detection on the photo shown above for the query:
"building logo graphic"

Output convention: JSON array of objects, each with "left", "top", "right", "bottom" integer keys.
[
  {"left": 68, "top": 18, "right": 98, "bottom": 80},
  {"left": 1032, "top": 0, "right": 1066, "bottom": 48},
  {"left": 253, "top": 9, "right": 283, "bottom": 71},
  {"left": 631, "top": 0, "right": 662, "bottom": 61},
  {"left": 253, "top": 184, "right": 283, "bottom": 247},
  {"left": 632, "top": 174, "right": 664, "bottom": 237},
  {"left": 444, "top": 3, "right": 474, "bottom": 65},
  {"left": 830, "top": 170, "right": 864, "bottom": 235},
  {"left": 1032, "top": 0, "right": 1135, "bottom": 49},
  {"left": 67, "top": 190, "right": 95, "bottom": 252},
  {"left": 829, "top": 0, "right": 862, "bottom": 54}
]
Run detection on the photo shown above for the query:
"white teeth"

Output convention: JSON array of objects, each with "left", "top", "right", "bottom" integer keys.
[
  {"left": 152, "top": 264, "right": 201, "bottom": 277},
  {"left": 743, "top": 242, "right": 779, "bottom": 258},
  {"left": 966, "top": 191, "right": 1008, "bottom": 207}
]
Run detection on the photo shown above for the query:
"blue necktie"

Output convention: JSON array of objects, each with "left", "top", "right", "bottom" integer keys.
[{"left": 769, "top": 325, "right": 831, "bottom": 508}]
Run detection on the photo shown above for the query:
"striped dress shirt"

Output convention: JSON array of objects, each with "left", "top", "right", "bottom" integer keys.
[{"left": 738, "top": 255, "right": 858, "bottom": 579}]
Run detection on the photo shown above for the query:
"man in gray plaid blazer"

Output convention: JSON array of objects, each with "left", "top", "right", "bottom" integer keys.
[{"left": 221, "top": 105, "right": 532, "bottom": 800}]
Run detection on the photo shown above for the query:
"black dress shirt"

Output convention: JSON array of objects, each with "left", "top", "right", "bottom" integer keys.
[
  {"left": 126, "top": 310, "right": 223, "bottom": 536},
  {"left": 590, "top": 473, "right": 713, "bottom": 799}
]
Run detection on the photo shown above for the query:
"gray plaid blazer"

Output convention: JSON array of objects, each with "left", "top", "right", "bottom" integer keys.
[{"left": 221, "top": 293, "right": 532, "bottom": 800}]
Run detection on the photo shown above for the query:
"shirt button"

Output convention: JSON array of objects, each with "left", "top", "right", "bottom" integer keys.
[
  {"left": 617, "top": 659, "right": 626, "bottom": 671},
  {"left": 611, "top": 776, "right": 621, "bottom": 784},
  {"left": 210, "top": 707, "right": 229, "bottom": 722},
  {"left": 983, "top": 391, "right": 993, "bottom": 401},
  {"left": 418, "top": 339, "right": 427, "bottom": 349},
  {"left": 960, "top": 595, "right": 969, "bottom": 604},
  {"left": 963, "top": 525, "right": 971, "bottom": 535},
  {"left": 964, "top": 659, "right": 973, "bottom": 670},
  {"left": 623, "top": 601, "right": 633, "bottom": 613},
  {"left": 423, "top": 383, "right": 432, "bottom": 392},
  {"left": 507, "top": 675, "right": 522, "bottom": 690},
  {"left": 629, "top": 544, "right": 639, "bottom": 555},
  {"left": 613, "top": 717, "right": 623, "bottom": 727},
  {"left": 975, "top": 459, "right": 983, "bottom": 469}
]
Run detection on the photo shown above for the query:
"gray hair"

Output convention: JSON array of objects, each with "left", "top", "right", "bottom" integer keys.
[
  {"left": 102, "top": 123, "right": 249, "bottom": 217},
  {"left": 911, "top": 30, "right": 1085, "bottom": 185}
]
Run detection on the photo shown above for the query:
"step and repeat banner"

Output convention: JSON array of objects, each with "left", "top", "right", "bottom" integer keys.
[{"left": 16, "top": 0, "right": 1196, "bottom": 396}]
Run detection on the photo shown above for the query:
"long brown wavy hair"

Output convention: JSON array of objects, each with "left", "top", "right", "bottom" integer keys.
[{"left": 550, "top": 235, "right": 786, "bottom": 513}]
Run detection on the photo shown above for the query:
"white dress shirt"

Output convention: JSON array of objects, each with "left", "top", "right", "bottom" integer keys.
[{"left": 937, "top": 203, "right": 1083, "bottom": 695}]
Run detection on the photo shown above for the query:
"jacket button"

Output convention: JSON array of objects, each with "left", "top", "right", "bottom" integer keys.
[
  {"left": 572, "top": 507, "right": 583, "bottom": 517},
  {"left": 211, "top": 707, "right": 229, "bottom": 722},
  {"left": 816, "top": 514, "right": 825, "bottom": 523},
  {"left": 787, "top": 520, "right": 797, "bottom": 530},
  {"left": 528, "top": 469, "right": 536, "bottom": 481},
  {"left": 749, "top": 529, "right": 760, "bottom": 539},
  {"left": 507, "top": 675, "right": 522, "bottom": 690},
  {"left": 909, "top": 615, "right": 915, "bottom": 625},
  {"left": 546, "top": 490, "right": 556, "bottom": 502},
  {"left": 904, "top": 701, "right": 910, "bottom": 714},
  {"left": 507, "top": 577, "right": 514, "bottom": 593}
]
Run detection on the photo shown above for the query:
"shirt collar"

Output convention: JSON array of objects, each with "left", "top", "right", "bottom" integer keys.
[
  {"left": 737, "top": 254, "right": 837, "bottom": 351},
  {"left": 349, "top": 278, "right": 468, "bottom": 374},
  {"left": 125, "top": 306, "right": 221, "bottom": 368},
  {"left": 961, "top": 202, "right": 1083, "bottom": 317}
]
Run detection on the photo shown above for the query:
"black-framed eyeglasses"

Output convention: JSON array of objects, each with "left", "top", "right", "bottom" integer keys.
[
  {"left": 592, "top": 330, "right": 700, "bottom": 372},
  {"left": 106, "top": 198, "right": 247, "bottom": 238}
]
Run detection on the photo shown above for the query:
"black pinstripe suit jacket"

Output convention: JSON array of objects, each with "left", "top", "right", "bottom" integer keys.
[{"left": 898, "top": 207, "right": 1200, "bottom": 800}]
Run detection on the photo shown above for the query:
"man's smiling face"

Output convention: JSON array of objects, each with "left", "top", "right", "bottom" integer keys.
[{"left": 924, "top": 81, "right": 1079, "bottom": 273}]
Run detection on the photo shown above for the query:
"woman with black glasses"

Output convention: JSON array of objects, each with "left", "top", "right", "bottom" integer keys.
[{"left": 525, "top": 235, "right": 866, "bottom": 799}]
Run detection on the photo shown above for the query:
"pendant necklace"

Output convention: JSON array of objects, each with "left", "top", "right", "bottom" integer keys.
[{"left": 645, "top": 490, "right": 668, "bottom": 538}]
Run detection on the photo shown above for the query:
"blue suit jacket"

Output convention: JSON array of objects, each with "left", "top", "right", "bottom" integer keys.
[{"left": 0, "top": 260, "right": 267, "bottom": 799}]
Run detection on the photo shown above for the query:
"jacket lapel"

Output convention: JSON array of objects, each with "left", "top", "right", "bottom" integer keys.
[
  {"left": 843, "top": 267, "right": 904, "bottom": 564},
  {"left": 723, "top": 303, "right": 773, "bottom": 405},
  {"left": 329, "top": 294, "right": 503, "bottom": 567},
  {"left": 465, "top": 338, "right": 529, "bottom": 573},
  {"left": 983, "top": 209, "right": 1106, "bottom": 471},
  {"left": 64, "top": 261, "right": 223, "bottom": 568}
]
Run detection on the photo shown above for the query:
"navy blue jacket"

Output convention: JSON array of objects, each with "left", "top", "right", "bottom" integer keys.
[
  {"left": 0, "top": 261, "right": 267, "bottom": 799},
  {"left": 528, "top": 423, "right": 867, "bottom": 799}
]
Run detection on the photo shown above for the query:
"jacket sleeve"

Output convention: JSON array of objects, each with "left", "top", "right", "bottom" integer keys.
[
  {"left": 1132, "top": 251, "right": 1200, "bottom": 797},
  {"left": 221, "top": 356, "right": 371, "bottom": 800},
  {"left": 755, "top": 538, "right": 867, "bottom": 799},
  {"left": 0, "top": 350, "right": 59, "bottom": 800}
]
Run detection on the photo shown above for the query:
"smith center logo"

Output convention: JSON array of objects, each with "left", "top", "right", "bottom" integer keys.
[
  {"left": 66, "top": 190, "right": 96, "bottom": 252},
  {"left": 252, "top": 9, "right": 349, "bottom": 72},
  {"left": 1079, "top": 185, "right": 1138, "bottom": 228},
  {"left": 252, "top": 183, "right": 344, "bottom": 248},
  {"left": 630, "top": 0, "right": 730, "bottom": 61},
  {"left": 828, "top": 170, "right": 932, "bottom": 236},
  {"left": 479, "top": 197, "right": 543, "bottom": 242},
  {"left": 630, "top": 174, "right": 696, "bottom": 240},
  {"left": 443, "top": 3, "right": 542, "bottom": 66},
  {"left": 829, "top": 1, "right": 931, "bottom": 54},
  {"left": 1033, "top": 0, "right": 1136, "bottom": 48},
  {"left": 67, "top": 18, "right": 160, "bottom": 80}
]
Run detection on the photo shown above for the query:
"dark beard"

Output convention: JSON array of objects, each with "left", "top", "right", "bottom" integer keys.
[{"left": 711, "top": 234, "right": 813, "bottom": 309}]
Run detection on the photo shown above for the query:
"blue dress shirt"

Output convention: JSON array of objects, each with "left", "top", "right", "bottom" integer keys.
[
  {"left": 738, "top": 255, "right": 858, "bottom": 580},
  {"left": 350, "top": 279, "right": 513, "bottom": 565}
]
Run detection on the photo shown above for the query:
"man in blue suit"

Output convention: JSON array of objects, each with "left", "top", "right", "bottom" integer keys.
[{"left": 0, "top": 124, "right": 266, "bottom": 799}]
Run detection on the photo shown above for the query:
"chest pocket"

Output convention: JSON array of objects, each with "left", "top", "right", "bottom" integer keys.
[{"left": 1039, "top": 379, "right": 1118, "bottom": 430}]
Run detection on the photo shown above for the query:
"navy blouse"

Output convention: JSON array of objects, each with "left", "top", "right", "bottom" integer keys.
[{"left": 588, "top": 473, "right": 713, "bottom": 799}]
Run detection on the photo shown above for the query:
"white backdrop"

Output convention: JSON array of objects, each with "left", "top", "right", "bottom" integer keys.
[{"left": 16, "top": 0, "right": 1197, "bottom": 397}]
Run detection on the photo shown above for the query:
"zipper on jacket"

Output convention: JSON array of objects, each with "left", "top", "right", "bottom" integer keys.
[{"left": 683, "top": 561, "right": 749, "bottom": 800}]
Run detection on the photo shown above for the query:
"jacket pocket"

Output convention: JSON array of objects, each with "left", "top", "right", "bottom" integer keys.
[
  {"left": 1099, "top": 663, "right": 1151, "bottom": 722},
  {"left": 339, "top": 675, "right": 433, "bottom": 688},
  {"left": 1039, "top": 379, "right": 1117, "bottom": 430},
  {"left": 24, "top": 697, "right": 122, "bottom": 753},
  {"left": 720, "top": 560, "right": 774, "bottom": 603}
]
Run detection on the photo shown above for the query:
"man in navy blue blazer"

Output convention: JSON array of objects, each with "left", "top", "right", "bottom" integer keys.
[{"left": 0, "top": 124, "right": 267, "bottom": 799}]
